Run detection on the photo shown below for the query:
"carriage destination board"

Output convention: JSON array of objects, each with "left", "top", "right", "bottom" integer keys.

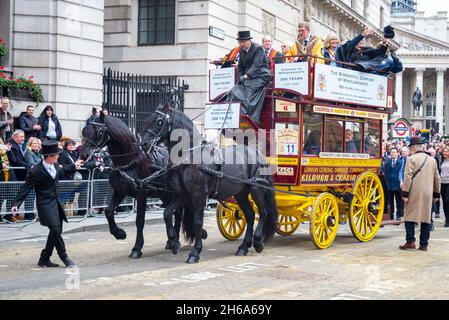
[
  {"left": 209, "top": 67, "right": 236, "bottom": 100},
  {"left": 274, "top": 62, "right": 309, "bottom": 95},
  {"left": 313, "top": 64, "right": 388, "bottom": 108},
  {"left": 204, "top": 103, "right": 241, "bottom": 129},
  {"left": 299, "top": 158, "right": 381, "bottom": 186}
]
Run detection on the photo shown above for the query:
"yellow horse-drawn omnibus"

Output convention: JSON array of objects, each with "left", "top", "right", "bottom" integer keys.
[{"left": 207, "top": 56, "right": 394, "bottom": 249}]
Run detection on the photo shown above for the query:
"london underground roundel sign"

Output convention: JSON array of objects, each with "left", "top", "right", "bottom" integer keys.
[{"left": 393, "top": 120, "right": 409, "bottom": 138}]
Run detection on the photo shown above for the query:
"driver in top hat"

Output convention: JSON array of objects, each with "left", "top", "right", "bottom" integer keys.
[
  {"left": 11, "top": 140, "right": 84, "bottom": 268},
  {"left": 225, "top": 30, "right": 271, "bottom": 123}
]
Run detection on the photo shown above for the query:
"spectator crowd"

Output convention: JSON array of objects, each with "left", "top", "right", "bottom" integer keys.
[{"left": 0, "top": 98, "right": 111, "bottom": 223}]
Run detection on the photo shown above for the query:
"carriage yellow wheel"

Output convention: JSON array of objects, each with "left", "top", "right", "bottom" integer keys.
[
  {"left": 216, "top": 203, "right": 247, "bottom": 241},
  {"left": 276, "top": 214, "right": 300, "bottom": 236},
  {"left": 349, "top": 172, "right": 385, "bottom": 242},
  {"left": 309, "top": 193, "right": 339, "bottom": 249}
]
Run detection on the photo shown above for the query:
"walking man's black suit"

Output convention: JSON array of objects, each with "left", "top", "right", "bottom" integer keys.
[{"left": 12, "top": 159, "right": 77, "bottom": 267}]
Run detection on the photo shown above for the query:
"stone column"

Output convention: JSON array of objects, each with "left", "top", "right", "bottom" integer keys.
[
  {"left": 414, "top": 68, "right": 425, "bottom": 118},
  {"left": 395, "top": 71, "right": 403, "bottom": 116},
  {"left": 436, "top": 68, "right": 446, "bottom": 134}
]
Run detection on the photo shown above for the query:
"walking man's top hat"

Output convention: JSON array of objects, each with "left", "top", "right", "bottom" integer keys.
[{"left": 41, "top": 140, "right": 63, "bottom": 156}]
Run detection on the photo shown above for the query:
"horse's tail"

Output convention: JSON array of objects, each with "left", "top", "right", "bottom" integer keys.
[
  {"left": 182, "top": 203, "right": 195, "bottom": 244},
  {"left": 181, "top": 203, "right": 208, "bottom": 244},
  {"left": 262, "top": 175, "right": 278, "bottom": 242}
]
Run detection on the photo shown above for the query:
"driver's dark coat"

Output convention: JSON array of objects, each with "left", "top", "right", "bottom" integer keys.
[{"left": 12, "top": 161, "right": 76, "bottom": 227}]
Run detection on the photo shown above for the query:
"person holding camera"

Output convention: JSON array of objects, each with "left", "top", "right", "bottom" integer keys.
[
  {"left": 11, "top": 140, "right": 84, "bottom": 267},
  {"left": 84, "top": 147, "right": 112, "bottom": 214},
  {"left": 58, "top": 139, "right": 88, "bottom": 216}
]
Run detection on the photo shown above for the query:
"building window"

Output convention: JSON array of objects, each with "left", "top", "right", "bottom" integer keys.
[{"left": 138, "top": 0, "right": 176, "bottom": 45}]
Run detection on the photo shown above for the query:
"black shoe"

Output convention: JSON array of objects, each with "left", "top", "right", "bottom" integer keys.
[
  {"left": 444, "top": 223, "right": 449, "bottom": 227},
  {"left": 38, "top": 259, "right": 60, "bottom": 268},
  {"left": 430, "top": 224, "right": 435, "bottom": 231},
  {"left": 61, "top": 257, "right": 76, "bottom": 267}
]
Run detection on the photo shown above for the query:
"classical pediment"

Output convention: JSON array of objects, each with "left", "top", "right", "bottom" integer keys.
[{"left": 393, "top": 25, "right": 449, "bottom": 52}]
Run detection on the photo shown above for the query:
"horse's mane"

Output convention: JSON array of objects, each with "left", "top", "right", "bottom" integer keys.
[
  {"left": 104, "top": 116, "right": 137, "bottom": 147},
  {"left": 169, "top": 107, "right": 199, "bottom": 138}
]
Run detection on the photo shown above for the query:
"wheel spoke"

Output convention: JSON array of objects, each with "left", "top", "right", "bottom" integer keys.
[{"left": 354, "top": 209, "right": 364, "bottom": 217}]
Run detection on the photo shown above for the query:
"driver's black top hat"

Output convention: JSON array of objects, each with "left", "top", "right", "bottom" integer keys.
[
  {"left": 236, "top": 30, "right": 253, "bottom": 40},
  {"left": 41, "top": 140, "right": 63, "bottom": 156}
]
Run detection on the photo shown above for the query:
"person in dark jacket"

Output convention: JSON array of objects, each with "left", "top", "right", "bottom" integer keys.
[
  {"left": 336, "top": 26, "right": 402, "bottom": 75},
  {"left": 8, "top": 130, "right": 27, "bottom": 181},
  {"left": 58, "top": 139, "right": 87, "bottom": 216},
  {"left": 18, "top": 105, "right": 41, "bottom": 143},
  {"left": 8, "top": 130, "right": 36, "bottom": 219},
  {"left": 38, "top": 105, "right": 62, "bottom": 142},
  {"left": 382, "top": 147, "right": 405, "bottom": 220},
  {"left": 225, "top": 30, "right": 271, "bottom": 123},
  {"left": 11, "top": 140, "right": 84, "bottom": 267}
]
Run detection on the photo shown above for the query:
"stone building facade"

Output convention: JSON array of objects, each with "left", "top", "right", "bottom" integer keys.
[{"left": 392, "top": 11, "right": 449, "bottom": 134}]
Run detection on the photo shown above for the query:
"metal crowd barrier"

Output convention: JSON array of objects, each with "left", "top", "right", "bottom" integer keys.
[
  {"left": 89, "top": 167, "right": 135, "bottom": 219},
  {"left": 0, "top": 166, "right": 214, "bottom": 228}
]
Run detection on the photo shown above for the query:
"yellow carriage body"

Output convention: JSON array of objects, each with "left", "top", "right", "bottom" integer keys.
[{"left": 211, "top": 57, "right": 392, "bottom": 248}]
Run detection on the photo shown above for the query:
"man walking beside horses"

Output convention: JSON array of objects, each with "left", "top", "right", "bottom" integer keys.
[{"left": 400, "top": 136, "right": 440, "bottom": 251}]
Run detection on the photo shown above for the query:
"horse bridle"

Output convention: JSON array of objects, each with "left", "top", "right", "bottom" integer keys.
[
  {"left": 83, "top": 122, "right": 111, "bottom": 161},
  {"left": 144, "top": 110, "right": 172, "bottom": 153}
]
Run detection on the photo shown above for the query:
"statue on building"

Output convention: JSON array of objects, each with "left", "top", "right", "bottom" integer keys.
[
  {"left": 304, "top": 0, "right": 313, "bottom": 22},
  {"left": 412, "top": 87, "right": 423, "bottom": 116}
]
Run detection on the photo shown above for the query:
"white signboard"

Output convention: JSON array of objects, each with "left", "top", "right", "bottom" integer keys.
[
  {"left": 209, "top": 68, "right": 236, "bottom": 100},
  {"left": 314, "top": 64, "right": 388, "bottom": 108},
  {"left": 204, "top": 103, "right": 241, "bottom": 129},
  {"left": 274, "top": 62, "right": 309, "bottom": 95}
]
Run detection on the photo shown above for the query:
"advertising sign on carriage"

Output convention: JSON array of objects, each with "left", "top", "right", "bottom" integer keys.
[
  {"left": 274, "top": 62, "right": 309, "bottom": 95},
  {"left": 204, "top": 103, "right": 241, "bottom": 129},
  {"left": 209, "top": 67, "right": 237, "bottom": 101},
  {"left": 313, "top": 64, "right": 389, "bottom": 108},
  {"left": 275, "top": 128, "right": 299, "bottom": 156}
]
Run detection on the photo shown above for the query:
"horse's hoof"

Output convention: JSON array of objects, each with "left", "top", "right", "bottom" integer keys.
[
  {"left": 129, "top": 251, "right": 142, "bottom": 259},
  {"left": 169, "top": 241, "right": 181, "bottom": 255},
  {"left": 112, "top": 229, "right": 127, "bottom": 240},
  {"left": 254, "top": 242, "right": 264, "bottom": 253},
  {"left": 201, "top": 229, "right": 208, "bottom": 240},
  {"left": 235, "top": 248, "right": 248, "bottom": 256},
  {"left": 186, "top": 256, "right": 199, "bottom": 264}
]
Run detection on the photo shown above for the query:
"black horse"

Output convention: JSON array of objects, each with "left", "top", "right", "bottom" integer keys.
[
  {"left": 81, "top": 112, "right": 199, "bottom": 259},
  {"left": 140, "top": 103, "right": 278, "bottom": 263}
]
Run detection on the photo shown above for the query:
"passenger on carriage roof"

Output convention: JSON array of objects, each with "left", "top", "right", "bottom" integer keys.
[
  {"left": 262, "top": 35, "right": 283, "bottom": 71},
  {"left": 289, "top": 22, "right": 324, "bottom": 64},
  {"left": 335, "top": 26, "right": 403, "bottom": 75}
]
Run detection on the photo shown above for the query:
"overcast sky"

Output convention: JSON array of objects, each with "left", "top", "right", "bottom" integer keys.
[{"left": 417, "top": 1, "right": 449, "bottom": 16}]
